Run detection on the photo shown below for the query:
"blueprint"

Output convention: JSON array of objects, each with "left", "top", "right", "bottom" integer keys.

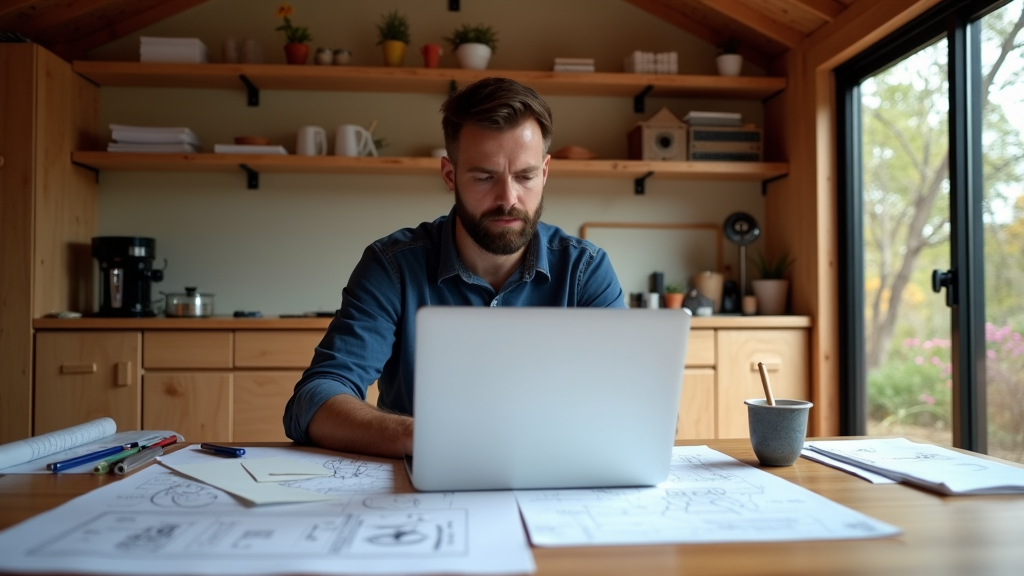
[
  {"left": 0, "top": 446, "right": 534, "bottom": 575},
  {"left": 515, "top": 445, "right": 902, "bottom": 547}
]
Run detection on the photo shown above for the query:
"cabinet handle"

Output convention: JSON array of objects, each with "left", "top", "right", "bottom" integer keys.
[
  {"left": 116, "top": 361, "right": 133, "bottom": 386},
  {"left": 751, "top": 360, "right": 781, "bottom": 372},
  {"left": 61, "top": 363, "right": 97, "bottom": 374}
]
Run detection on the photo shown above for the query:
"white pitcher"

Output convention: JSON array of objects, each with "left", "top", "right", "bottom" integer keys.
[{"left": 335, "top": 124, "right": 378, "bottom": 157}]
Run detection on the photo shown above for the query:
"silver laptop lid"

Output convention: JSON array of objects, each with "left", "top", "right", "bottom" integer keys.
[{"left": 410, "top": 307, "right": 690, "bottom": 491}]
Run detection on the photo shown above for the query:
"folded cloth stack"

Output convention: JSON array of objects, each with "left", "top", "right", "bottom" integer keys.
[
  {"left": 140, "top": 36, "right": 208, "bottom": 63},
  {"left": 107, "top": 124, "right": 201, "bottom": 153}
]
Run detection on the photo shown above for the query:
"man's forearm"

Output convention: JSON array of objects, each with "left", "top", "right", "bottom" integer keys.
[{"left": 307, "top": 394, "right": 413, "bottom": 458}]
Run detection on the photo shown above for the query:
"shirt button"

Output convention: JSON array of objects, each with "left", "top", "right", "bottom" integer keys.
[{"left": 490, "top": 298, "right": 498, "bottom": 307}]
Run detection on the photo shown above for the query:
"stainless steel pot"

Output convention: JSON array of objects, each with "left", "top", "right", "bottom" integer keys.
[{"left": 163, "top": 287, "right": 214, "bottom": 317}]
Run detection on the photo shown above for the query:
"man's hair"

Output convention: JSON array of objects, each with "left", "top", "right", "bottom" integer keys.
[{"left": 440, "top": 77, "right": 553, "bottom": 164}]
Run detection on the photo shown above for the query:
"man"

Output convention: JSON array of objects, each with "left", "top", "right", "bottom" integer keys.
[{"left": 283, "top": 77, "right": 625, "bottom": 458}]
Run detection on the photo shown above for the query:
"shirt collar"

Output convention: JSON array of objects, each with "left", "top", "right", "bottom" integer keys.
[{"left": 436, "top": 207, "right": 550, "bottom": 284}]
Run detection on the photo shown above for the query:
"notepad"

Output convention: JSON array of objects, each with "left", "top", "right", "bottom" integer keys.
[{"left": 162, "top": 460, "right": 337, "bottom": 505}]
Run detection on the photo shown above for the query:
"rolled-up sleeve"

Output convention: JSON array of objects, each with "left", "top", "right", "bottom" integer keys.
[
  {"left": 283, "top": 242, "right": 401, "bottom": 444},
  {"left": 578, "top": 247, "right": 626, "bottom": 309}
]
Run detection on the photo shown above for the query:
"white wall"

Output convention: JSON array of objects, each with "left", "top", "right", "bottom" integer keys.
[{"left": 90, "top": 0, "right": 768, "bottom": 315}]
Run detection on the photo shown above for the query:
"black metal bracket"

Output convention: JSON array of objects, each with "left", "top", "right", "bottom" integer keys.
[
  {"left": 239, "top": 74, "right": 259, "bottom": 106},
  {"left": 634, "top": 171, "right": 654, "bottom": 195},
  {"left": 72, "top": 161, "right": 100, "bottom": 183},
  {"left": 240, "top": 163, "right": 259, "bottom": 189},
  {"left": 449, "top": 79, "right": 458, "bottom": 97},
  {"left": 761, "top": 173, "right": 788, "bottom": 196},
  {"left": 762, "top": 88, "right": 786, "bottom": 104},
  {"left": 634, "top": 85, "right": 653, "bottom": 113},
  {"left": 449, "top": 0, "right": 460, "bottom": 10}
]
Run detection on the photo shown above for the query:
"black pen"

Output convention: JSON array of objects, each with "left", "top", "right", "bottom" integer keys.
[{"left": 199, "top": 443, "right": 245, "bottom": 458}]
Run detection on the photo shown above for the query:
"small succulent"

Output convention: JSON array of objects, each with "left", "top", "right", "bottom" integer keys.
[
  {"left": 444, "top": 23, "right": 499, "bottom": 52},
  {"left": 751, "top": 251, "right": 793, "bottom": 280},
  {"left": 665, "top": 283, "right": 685, "bottom": 293},
  {"left": 376, "top": 10, "right": 411, "bottom": 45}
]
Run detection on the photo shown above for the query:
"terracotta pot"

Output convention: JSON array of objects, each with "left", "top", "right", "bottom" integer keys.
[
  {"left": 284, "top": 43, "right": 309, "bottom": 65},
  {"left": 664, "top": 292, "right": 684, "bottom": 309},
  {"left": 752, "top": 279, "right": 789, "bottom": 315},
  {"left": 382, "top": 40, "right": 406, "bottom": 67}
]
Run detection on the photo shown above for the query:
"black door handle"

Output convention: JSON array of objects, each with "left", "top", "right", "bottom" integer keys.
[{"left": 932, "top": 269, "right": 956, "bottom": 307}]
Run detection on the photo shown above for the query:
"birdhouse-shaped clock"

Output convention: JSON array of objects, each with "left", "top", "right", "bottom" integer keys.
[{"left": 627, "top": 107, "right": 687, "bottom": 161}]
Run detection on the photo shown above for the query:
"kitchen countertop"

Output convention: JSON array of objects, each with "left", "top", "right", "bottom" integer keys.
[{"left": 33, "top": 315, "right": 812, "bottom": 330}]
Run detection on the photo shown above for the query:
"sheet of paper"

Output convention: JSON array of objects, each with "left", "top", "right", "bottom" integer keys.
[
  {"left": 0, "top": 417, "right": 116, "bottom": 470},
  {"left": 161, "top": 459, "right": 338, "bottom": 505},
  {"left": 242, "top": 457, "right": 333, "bottom": 482},
  {"left": 805, "top": 438, "right": 1024, "bottom": 495},
  {"left": 515, "top": 445, "right": 902, "bottom": 547},
  {"left": 0, "top": 446, "right": 535, "bottom": 575},
  {"left": 800, "top": 447, "right": 898, "bottom": 484},
  {"left": 0, "top": 428, "right": 179, "bottom": 474}
]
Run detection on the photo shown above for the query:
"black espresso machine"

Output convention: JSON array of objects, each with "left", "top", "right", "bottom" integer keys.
[{"left": 92, "top": 236, "right": 164, "bottom": 317}]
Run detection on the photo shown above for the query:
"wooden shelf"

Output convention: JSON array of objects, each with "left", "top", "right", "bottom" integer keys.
[
  {"left": 72, "top": 61, "right": 786, "bottom": 100},
  {"left": 71, "top": 152, "right": 789, "bottom": 182}
]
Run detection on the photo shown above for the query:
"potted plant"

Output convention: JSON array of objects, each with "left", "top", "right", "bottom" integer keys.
[
  {"left": 445, "top": 24, "right": 498, "bottom": 70},
  {"left": 715, "top": 37, "right": 743, "bottom": 76},
  {"left": 275, "top": 3, "right": 313, "bottom": 65},
  {"left": 377, "top": 10, "right": 410, "bottom": 67},
  {"left": 664, "top": 283, "right": 685, "bottom": 309},
  {"left": 750, "top": 251, "right": 792, "bottom": 315}
]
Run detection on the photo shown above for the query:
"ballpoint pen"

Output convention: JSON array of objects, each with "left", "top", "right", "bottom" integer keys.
[
  {"left": 48, "top": 444, "right": 129, "bottom": 473},
  {"left": 93, "top": 446, "right": 142, "bottom": 475},
  {"left": 114, "top": 446, "right": 163, "bottom": 476},
  {"left": 199, "top": 443, "right": 246, "bottom": 458}
]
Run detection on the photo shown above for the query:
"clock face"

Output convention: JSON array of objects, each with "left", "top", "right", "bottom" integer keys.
[{"left": 723, "top": 212, "right": 760, "bottom": 245}]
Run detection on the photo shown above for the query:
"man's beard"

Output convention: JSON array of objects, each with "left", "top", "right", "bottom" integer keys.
[{"left": 454, "top": 185, "right": 543, "bottom": 256}]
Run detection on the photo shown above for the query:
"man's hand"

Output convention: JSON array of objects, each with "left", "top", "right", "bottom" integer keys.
[{"left": 307, "top": 394, "right": 413, "bottom": 458}]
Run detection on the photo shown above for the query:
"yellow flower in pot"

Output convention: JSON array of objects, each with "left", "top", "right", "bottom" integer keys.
[
  {"left": 377, "top": 10, "right": 411, "bottom": 67},
  {"left": 275, "top": 3, "right": 313, "bottom": 65}
]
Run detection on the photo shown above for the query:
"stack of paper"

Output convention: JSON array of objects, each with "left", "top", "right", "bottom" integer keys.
[
  {"left": 684, "top": 110, "right": 743, "bottom": 126},
  {"left": 107, "top": 124, "right": 201, "bottom": 153},
  {"left": 213, "top": 143, "right": 288, "bottom": 154},
  {"left": 805, "top": 438, "right": 1024, "bottom": 495},
  {"left": 623, "top": 50, "right": 678, "bottom": 74},
  {"left": 553, "top": 57, "right": 595, "bottom": 72},
  {"left": 140, "top": 36, "right": 208, "bottom": 63}
]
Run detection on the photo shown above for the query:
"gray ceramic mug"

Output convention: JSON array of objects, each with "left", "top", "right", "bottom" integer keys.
[{"left": 744, "top": 399, "right": 813, "bottom": 466}]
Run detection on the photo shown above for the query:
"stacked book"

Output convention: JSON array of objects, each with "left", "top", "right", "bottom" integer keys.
[
  {"left": 683, "top": 111, "right": 743, "bottom": 127},
  {"left": 107, "top": 124, "right": 201, "bottom": 153},
  {"left": 213, "top": 144, "right": 287, "bottom": 154},
  {"left": 623, "top": 51, "right": 678, "bottom": 74},
  {"left": 553, "top": 57, "right": 595, "bottom": 73},
  {"left": 140, "top": 36, "right": 208, "bottom": 63}
]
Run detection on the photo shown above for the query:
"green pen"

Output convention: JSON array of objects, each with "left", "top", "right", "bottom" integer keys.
[{"left": 93, "top": 446, "right": 142, "bottom": 475}]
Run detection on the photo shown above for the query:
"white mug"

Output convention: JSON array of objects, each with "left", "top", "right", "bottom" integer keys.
[
  {"left": 335, "top": 124, "right": 378, "bottom": 157},
  {"left": 296, "top": 126, "right": 327, "bottom": 156}
]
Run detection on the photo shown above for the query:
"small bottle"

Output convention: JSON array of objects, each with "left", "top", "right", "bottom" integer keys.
[{"left": 315, "top": 47, "right": 333, "bottom": 65}]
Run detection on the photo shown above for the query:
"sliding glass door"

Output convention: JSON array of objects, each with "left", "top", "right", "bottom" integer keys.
[{"left": 839, "top": 0, "right": 1024, "bottom": 461}]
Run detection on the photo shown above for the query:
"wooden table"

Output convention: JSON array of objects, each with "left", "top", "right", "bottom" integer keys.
[{"left": 2, "top": 439, "right": 1023, "bottom": 575}]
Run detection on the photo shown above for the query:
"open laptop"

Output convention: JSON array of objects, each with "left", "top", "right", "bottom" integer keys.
[{"left": 407, "top": 306, "right": 691, "bottom": 491}]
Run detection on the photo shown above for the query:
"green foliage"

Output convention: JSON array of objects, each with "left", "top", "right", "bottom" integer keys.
[
  {"left": 867, "top": 337, "right": 951, "bottom": 428},
  {"left": 665, "top": 283, "right": 684, "bottom": 293},
  {"left": 750, "top": 251, "right": 792, "bottom": 280},
  {"left": 376, "top": 10, "right": 410, "bottom": 45},
  {"left": 445, "top": 24, "right": 499, "bottom": 52}
]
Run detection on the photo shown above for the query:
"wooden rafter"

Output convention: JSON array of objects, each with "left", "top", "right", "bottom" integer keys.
[
  {"left": 790, "top": 0, "right": 846, "bottom": 22},
  {"left": 697, "top": 0, "right": 805, "bottom": 48}
]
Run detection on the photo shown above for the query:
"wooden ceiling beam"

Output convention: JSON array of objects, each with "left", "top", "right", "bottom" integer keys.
[
  {"left": 789, "top": 0, "right": 845, "bottom": 23},
  {"left": 696, "top": 0, "right": 805, "bottom": 48},
  {"left": 0, "top": 0, "right": 41, "bottom": 20}
]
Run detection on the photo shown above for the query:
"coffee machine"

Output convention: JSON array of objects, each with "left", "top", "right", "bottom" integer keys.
[{"left": 92, "top": 237, "right": 164, "bottom": 317}]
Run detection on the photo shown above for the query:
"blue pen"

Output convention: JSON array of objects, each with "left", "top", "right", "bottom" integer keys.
[
  {"left": 48, "top": 444, "right": 128, "bottom": 472},
  {"left": 199, "top": 443, "right": 245, "bottom": 458}
]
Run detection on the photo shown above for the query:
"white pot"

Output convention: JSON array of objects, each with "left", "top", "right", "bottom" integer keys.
[
  {"left": 752, "top": 279, "right": 789, "bottom": 315},
  {"left": 716, "top": 53, "right": 743, "bottom": 77},
  {"left": 455, "top": 43, "right": 492, "bottom": 70}
]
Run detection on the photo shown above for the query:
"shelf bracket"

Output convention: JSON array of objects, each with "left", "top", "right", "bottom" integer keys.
[
  {"left": 633, "top": 85, "right": 653, "bottom": 113},
  {"left": 449, "top": 80, "right": 458, "bottom": 98},
  {"left": 240, "top": 163, "right": 259, "bottom": 189},
  {"left": 239, "top": 74, "right": 260, "bottom": 107},
  {"left": 72, "top": 161, "right": 100, "bottom": 183},
  {"left": 634, "top": 171, "right": 654, "bottom": 195},
  {"left": 449, "top": 0, "right": 460, "bottom": 10},
  {"left": 761, "top": 173, "right": 788, "bottom": 196}
]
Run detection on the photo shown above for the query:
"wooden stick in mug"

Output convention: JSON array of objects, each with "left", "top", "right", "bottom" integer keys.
[{"left": 758, "top": 361, "right": 776, "bottom": 406}]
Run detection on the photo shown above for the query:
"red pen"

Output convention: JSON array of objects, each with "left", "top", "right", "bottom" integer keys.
[{"left": 143, "top": 436, "right": 179, "bottom": 450}]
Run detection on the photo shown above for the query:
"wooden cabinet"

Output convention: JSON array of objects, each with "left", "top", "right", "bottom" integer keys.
[
  {"left": 34, "top": 331, "right": 141, "bottom": 434},
  {"left": 143, "top": 371, "right": 233, "bottom": 441},
  {"left": 233, "top": 371, "right": 301, "bottom": 442}
]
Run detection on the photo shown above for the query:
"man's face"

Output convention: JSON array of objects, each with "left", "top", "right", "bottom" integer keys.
[{"left": 442, "top": 119, "right": 549, "bottom": 256}]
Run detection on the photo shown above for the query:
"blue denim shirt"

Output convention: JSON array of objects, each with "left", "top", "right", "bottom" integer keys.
[{"left": 283, "top": 209, "right": 625, "bottom": 444}]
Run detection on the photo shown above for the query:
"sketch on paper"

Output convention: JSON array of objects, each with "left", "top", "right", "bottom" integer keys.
[
  {"left": 515, "top": 445, "right": 901, "bottom": 546},
  {"left": 108, "top": 474, "right": 222, "bottom": 509},
  {"left": 280, "top": 458, "right": 394, "bottom": 495}
]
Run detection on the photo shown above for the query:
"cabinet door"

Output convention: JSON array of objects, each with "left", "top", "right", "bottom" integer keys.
[
  {"left": 233, "top": 371, "right": 300, "bottom": 442},
  {"left": 234, "top": 331, "right": 322, "bottom": 368},
  {"left": 143, "top": 372, "right": 233, "bottom": 442},
  {"left": 716, "top": 329, "right": 809, "bottom": 438},
  {"left": 34, "top": 331, "right": 141, "bottom": 434},
  {"left": 677, "top": 368, "right": 715, "bottom": 440}
]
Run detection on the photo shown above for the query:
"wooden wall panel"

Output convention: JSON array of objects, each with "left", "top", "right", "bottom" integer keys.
[{"left": 0, "top": 44, "right": 37, "bottom": 444}]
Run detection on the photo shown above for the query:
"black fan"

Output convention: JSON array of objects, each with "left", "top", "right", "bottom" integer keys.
[{"left": 723, "top": 212, "right": 760, "bottom": 295}]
